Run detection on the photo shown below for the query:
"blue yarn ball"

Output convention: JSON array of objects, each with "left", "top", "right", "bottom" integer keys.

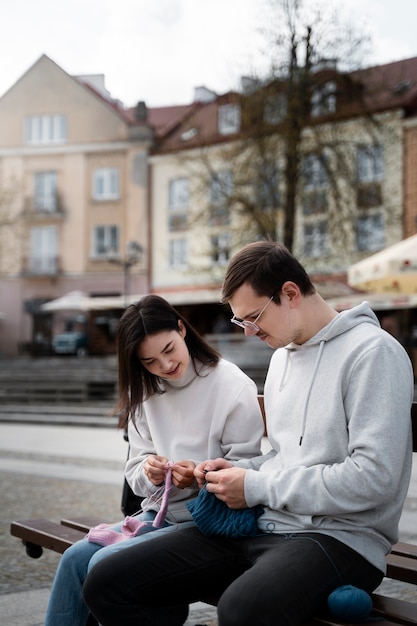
[{"left": 327, "top": 585, "right": 373, "bottom": 622}]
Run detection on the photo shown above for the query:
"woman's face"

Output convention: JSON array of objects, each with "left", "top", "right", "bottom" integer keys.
[{"left": 137, "top": 321, "right": 190, "bottom": 380}]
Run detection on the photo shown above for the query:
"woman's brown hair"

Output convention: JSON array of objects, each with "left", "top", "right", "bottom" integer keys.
[{"left": 116, "top": 294, "right": 220, "bottom": 423}]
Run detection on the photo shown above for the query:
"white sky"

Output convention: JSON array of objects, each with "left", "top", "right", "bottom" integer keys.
[{"left": 1, "top": 0, "right": 417, "bottom": 108}]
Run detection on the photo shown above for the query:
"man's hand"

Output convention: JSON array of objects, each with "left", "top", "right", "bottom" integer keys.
[
  {"left": 171, "top": 460, "right": 196, "bottom": 489},
  {"left": 194, "top": 458, "right": 234, "bottom": 489},
  {"left": 205, "top": 466, "right": 248, "bottom": 509}
]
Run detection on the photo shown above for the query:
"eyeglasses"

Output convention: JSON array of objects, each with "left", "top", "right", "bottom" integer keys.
[{"left": 230, "top": 296, "right": 274, "bottom": 336}]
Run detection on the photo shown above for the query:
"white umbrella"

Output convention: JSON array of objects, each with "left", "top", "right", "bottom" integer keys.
[
  {"left": 40, "top": 291, "right": 147, "bottom": 312},
  {"left": 348, "top": 234, "right": 417, "bottom": 293},
  {"left": 40, "top": 291, "right": 90, "bottom": 312}
]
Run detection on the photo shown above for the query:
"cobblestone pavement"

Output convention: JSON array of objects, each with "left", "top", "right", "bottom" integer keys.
[
  {"left": 0, "top": 447, "right": 217, "bottom": 625},
  {"left": 1, "top": 424, "right": 417, "bottom": 625}
]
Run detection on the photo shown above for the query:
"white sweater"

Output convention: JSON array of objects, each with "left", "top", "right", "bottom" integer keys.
[{"left": 125, "top": 358, "right": 264, "bottom": 522}]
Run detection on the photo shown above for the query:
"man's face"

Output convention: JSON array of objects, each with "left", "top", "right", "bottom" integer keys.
[{"left": 229, "top": 282, "right": 300, "bottom": 349}]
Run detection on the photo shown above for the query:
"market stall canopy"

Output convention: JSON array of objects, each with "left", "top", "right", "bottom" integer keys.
[
  {"left": 40, "top": 291, "right": 146, "bottom": 312},
  {"left": 348, "top": 234, "right": 417, "bottom": 293},
  {"left": 40, "top": 288, "right": 222, "bottom": 312},
  {"left": 326, "top": 291, "right": 417, "bottom": 312}
]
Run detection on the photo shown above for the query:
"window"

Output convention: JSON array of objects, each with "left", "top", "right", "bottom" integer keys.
[
  {"left": 169, "top": 178, "right": 189, "bottom": 208},
  {"left": 357, "top": 145, "right": 384, "bottom": 183},
  {"left": 303, "top": 154, "right": 328, "bottom": 189},
  {"left": 34, "top": 172, "right": 58, "bottom": 213},
  {"left": 92, "top": 225, "right": 119, "bottom": 257},
  {"left": 25, "top": 115, "right": 66, "bottom": 145},
  {"left": 211, "top": 233, "right": 231, "bottom": 265},
  {"left": 264, "top": 94, "right": 287, "bottom": 125},
  {"left": 256, "top": 163, "right": 279, "bottom": 209},
  {"left": 303, "top": 221, "right": 328, "bottom": 258},
  {"left": 168, "top": 178, "right": 189, "bottom": 231},
  {"left": 311, "top": 81, "right": 336, "bottom": 117},
  {"left": 357, "top": 183, "right": 382, "bottom": 208},
  {"left": 29, "top": 226, "right": 58, "bottom": 274},
  {"left": 302, "top": 154, "right": 328, "bottom": 215},
  {"left": 209, "top": 170, "right": 232, "bottom": 226},
  {"left": 169, "top": 238, "right": 187, "bottom": 268},
  {"left": 218, "top": 104, "right": 241, "bottom": 135},
  {"left": 93, "top": 168, "right": 120, "bottom": 200},
  {"left": 356, "top": 214, "right": 385, "bottom": 252}
]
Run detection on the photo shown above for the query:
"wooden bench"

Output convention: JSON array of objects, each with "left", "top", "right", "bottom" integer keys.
[{"left": 10, "top": 398, "right": 417, "bottom": 626}]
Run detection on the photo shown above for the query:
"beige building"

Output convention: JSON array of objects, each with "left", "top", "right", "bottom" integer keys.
[
  {"left": 1, "top": 54, "right": 417, "bottom": 358},
  {"left": 0, "top": 55, "right": 153, "bottom": 355}
]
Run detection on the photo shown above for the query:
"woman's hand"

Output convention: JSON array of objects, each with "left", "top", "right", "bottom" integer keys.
[
  {"left": 171, "top": 460, "right": 196, "bottom": 489},
  {"left": 144, "top": 455, "right": 170, "bottom": 485},
  {"left": 194, "top": 458, "right": 234, "bottom": 489}
]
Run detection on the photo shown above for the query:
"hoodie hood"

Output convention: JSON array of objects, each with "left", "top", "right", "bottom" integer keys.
[
  {"left": 276, "top": 302, "right": 382, "bottom": 445},
  {"left": 288, "top": 300, "right": 381, "bottom": 350}
]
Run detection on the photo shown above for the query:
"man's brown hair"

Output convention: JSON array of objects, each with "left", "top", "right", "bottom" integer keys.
[{"left": 221, "top": 241, "right": 315, "bottom": 304}]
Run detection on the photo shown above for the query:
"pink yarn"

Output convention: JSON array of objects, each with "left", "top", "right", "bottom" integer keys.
[
  {"left": 87, "top": 461, "right": 174, "bottom": 545},
  {"left": 152, "top": 461, "right": 173, "bottom": 528}
]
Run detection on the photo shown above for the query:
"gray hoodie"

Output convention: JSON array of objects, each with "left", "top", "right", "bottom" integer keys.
[{"left": 238, "top": 302, "right": 414, "bottom": 573}]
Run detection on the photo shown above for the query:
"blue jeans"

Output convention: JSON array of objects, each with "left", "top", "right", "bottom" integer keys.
[
  {"left": 44, "top": 511, "right": 195, "bottom": 626},
  {"left": 83, "top": 527, "right": 383, "bottom": 626}
]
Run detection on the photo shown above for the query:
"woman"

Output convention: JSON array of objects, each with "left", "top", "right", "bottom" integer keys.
[{"left": 45, "top": 294, "right": 264, "bottom": 626}]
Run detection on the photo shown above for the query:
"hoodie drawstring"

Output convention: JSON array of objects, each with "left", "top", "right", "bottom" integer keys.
[{"left": 299, "top": 340, "right": 326, "bottom": 446}]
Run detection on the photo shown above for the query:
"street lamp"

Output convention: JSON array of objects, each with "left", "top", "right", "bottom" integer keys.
[{"left": 107, "top": 240, "right": 144, "bottom": 305}]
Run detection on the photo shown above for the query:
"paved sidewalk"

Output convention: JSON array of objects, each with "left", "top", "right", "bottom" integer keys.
[
  {"left": 0, "top": 589, "right": 217, "bottom": 626},
  {"left": 1, "top": 405, "right": 417, "bottom": 625}
]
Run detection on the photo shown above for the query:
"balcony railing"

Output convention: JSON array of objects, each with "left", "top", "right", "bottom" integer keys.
[
  {"left": 22, "top": 195, "right": 65, "bottom": 219},
  {"left": 21, "top": 256, "right": 61, "bottom": 276}
]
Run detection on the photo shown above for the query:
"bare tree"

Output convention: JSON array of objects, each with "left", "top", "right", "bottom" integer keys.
[
  {"left": 0, "top": 180, "right": 23, "bottom": 276},
  {"left": 176, "top": 0, "right": 404, "bottom": 272}
]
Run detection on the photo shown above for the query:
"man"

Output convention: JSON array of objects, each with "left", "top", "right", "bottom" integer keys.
[{"left": 84, "top": 241, "right": 414, "bottom": 626}]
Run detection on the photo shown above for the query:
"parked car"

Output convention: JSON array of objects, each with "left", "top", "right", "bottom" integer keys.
[{"left": 52, "top": 331, "right": 89, "bottom": 357}]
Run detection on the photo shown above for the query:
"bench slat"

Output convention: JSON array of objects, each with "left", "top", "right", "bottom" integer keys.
[
  {"left": 60, "top": 516, "right": 106, "bottom": 532},
  {"left": 386, "top": 553, "right": 417, "bottom": 586},
  {"left": 372, "top": 594, "right": 417, "bottom": 625},
  {"left": 10, "top": 519, "right": 87, "bottom": 554}
]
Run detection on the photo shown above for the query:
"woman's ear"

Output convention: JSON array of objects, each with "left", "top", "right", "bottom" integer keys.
[{"left": 178, "top": 320, "right": 187, "bottom": 337}]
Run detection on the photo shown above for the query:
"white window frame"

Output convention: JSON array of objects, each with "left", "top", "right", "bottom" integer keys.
[
  {"left": 303, "top": 154, "right": 328, "bottom": 190},
  {"left": 356, "top": 214, "right": 385, "bottom": 252},
  {"left": 303, "top": 221, "right": 329, "bottom": 258},
  {"left": 218, "top": 104, "right": 241, "bottom": 135},
  {"left": 25, "top": 115, "right": 66, "bottom": 145},
  {"left": 29, "top": 225, "right": 58, "bottom": 274},
  {"left": 93, "top": 168, "right": 120, "bottom": 200},
  {"left": 169, "top": 238, "right": 188, "bottom": 269},
  {"left": 92, "top": 225, "right": 119, "bottom": 257},
  {"left": 211, "top": 232, "right": 231, "bottom": 265},
  {"left": 357, "top": 144, "right": 384, "bottom": 183},
  {"left": 169, "top": 178, "right": 189, "bottom": 209},
  {"left": 34, "top": 172, "right": 58, "bottom": 213}
]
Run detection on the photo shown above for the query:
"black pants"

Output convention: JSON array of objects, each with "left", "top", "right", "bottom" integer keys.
[{"left": 83, "top": 527, "right": 383, "bottom": 626}]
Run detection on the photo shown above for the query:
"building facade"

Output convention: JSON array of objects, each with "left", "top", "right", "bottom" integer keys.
[{"left": 1, "top": 54, "right": 417, "bottom": 357}]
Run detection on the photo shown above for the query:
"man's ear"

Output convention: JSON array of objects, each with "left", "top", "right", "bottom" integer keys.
[{"left": 281, "top": 281, "right": 300, "bottom": 304}]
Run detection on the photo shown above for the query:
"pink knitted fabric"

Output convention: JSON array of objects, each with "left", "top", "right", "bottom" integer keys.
[
  {"left": 87, "top": 462, "right": 173, "bottom": 546},
  {"left": 87, "top": 517, "right": 148, "bottom": 546}
]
